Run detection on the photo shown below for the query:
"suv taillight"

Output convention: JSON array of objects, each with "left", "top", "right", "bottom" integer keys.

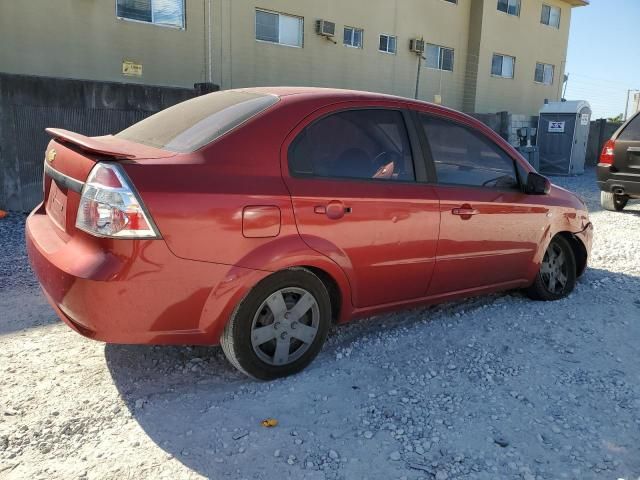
[
  {"left": 599, "top": 139, "right": 615, "bottom": 166},
  {"left": 76, "top": 163, "right": 160, "bottom": 239}
]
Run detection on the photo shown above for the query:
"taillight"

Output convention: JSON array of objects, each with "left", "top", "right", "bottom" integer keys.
[
  {"left": 599, "top": 139, "right": 615, "bottom": 166},
  {"left": 76, "top": 163, "right": 160, "bottom": 239}
]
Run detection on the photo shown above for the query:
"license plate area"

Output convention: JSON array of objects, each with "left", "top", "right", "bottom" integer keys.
[{"left": 46, "top": 180, "right": 68, "bottom": 231}]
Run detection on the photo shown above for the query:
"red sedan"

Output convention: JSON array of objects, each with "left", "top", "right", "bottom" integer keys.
[{"left": 26, "top": 88, "right": 593, "bottom": 379}]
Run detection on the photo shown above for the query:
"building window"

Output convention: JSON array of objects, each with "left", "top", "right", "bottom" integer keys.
[
  {"left": 255, "top": 9, "right": 304, "bottom": 47},
  {"left": 497, "top": 0, "right": 521, "bottom": 16},
  {"left": 491, "top": 54, "right": 515, "bottom": 78},
  {"left": 535, "top": 62, "right": 555, "bottom": 85},
  {"left": 344, "top": 27, "right": 364, "bottom": 48},
  {"left": 443, "top": 0, "right": 458, "bottom": 3},
  {"left": 379, "top": 34, "right": 397, "bottom": 54},
  {"left": 116, "top": 0, "right": 185, "bottom": 28},
  {"left": 426, "top": 44, "right": 454, "bottom": 72},
  {"left": 541, "top": 4, "right": 561, "bottom": 28}
]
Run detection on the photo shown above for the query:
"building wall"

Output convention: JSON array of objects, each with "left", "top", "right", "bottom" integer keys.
[
  {"left": 0, "top": 0, "right": 583, "bottom": 115},
  {"left": 211, "top": 0, "right": 472, "bottom": 111},
  {"left": 0, "top": 0, "right": 207, "bottom": 88},
  {"left": 472, "top": 0, "right": 572, "bottom": 114}
]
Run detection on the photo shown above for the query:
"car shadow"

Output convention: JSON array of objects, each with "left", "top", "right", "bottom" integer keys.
[{"left": 104, "top": 266, "right": 640, "bottom": 478}]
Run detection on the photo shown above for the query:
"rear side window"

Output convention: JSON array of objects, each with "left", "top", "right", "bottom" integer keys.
[
  {"left": 289, "top": 109, "right": 415, "bottom": 182},
  {"left": 116, "top": 91, "right": 279, "bottom": 153},
  {"left": 619, "top": 113, "right": 640, "bottom": 141},
  {"left": 420, "top": 114, "right": 519, "bottom": 189}
]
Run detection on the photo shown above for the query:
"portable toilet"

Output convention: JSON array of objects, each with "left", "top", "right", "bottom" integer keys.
[{"left": 537, "top": 101, "right": 591, "bottom": 175}]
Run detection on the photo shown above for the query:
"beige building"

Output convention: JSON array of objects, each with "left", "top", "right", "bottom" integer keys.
[{"left": 0, "top": 0, "right": 587, "bottom": 115}]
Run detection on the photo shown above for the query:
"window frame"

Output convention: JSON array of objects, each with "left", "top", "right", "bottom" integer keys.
[
  {"left": 255, "top": 8, "right": 304, "bottom": 48},
  {"left": 414, "top": 111, "right": 524, "bottom": 192},
  {"left": 115, "top": 0, "right": 186, "bottom": 29},
  {"left": 442, "top": 0, "right": 458, "bottom": 4},
  {"left": 541, "top": 4, "right": 561, "bottom": 28},
  {"left": 286, "top": 107, "right": 428, "bottom": 184},
  {"left": 378, "top": 34, "right": 398, "bottom": 54},
  {"left": 425, "top": 44, "right": 455, "bottom": 72},
  {"left": 534, "top": 62, "right": 555, "bottom": 85},
  {"left": 497, "top": 0, "right": 521, "bottom": 17},
  {"left": 344, "top": 26, "right": 364, "bottom": 49},
  {"left": 491, "top": 53, "right": 516, "bottom": 79}
]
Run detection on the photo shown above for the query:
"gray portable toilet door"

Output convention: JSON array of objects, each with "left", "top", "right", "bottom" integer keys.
[
  {"left": 569, "top": 107, "right": 591, "bottom": 175},
  {"left": 538, "top": 113, "right": 577, "bottom": 175}
]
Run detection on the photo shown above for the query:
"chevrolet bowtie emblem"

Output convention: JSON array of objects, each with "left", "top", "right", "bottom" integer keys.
[{"left": 46, "top": 149, "right": 57, "bottom": 164}]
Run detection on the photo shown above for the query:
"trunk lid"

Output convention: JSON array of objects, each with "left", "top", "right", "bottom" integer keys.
[{"left": 42, "top": 129, "right": 173, "bottom": 236}]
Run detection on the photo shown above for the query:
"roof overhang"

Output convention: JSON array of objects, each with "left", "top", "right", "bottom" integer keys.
[{"left": 563, "top": 0, "right": 589, "bottom": 6}]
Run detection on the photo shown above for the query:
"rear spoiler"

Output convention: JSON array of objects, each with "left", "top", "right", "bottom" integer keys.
[{"left": 45, "top": 128, "right": 174, "bottom": 159}]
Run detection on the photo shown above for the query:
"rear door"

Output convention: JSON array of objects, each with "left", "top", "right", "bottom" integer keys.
[
  {"left": 282, "top": 105, "right": 440, "bottom": 308},
  {"left": 416, "top": 113, "right": 547, "bottom": 296},
  {"left": 615, "top": 112, "right": 640, "bottom": 176}
]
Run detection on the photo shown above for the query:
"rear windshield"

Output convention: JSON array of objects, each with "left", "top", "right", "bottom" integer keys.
[
  {"left": 116, "top": 91, "right": 279, "bottom": 153},
  {"left": 619, "top": 112, "right": 640, "bottom": 141}
]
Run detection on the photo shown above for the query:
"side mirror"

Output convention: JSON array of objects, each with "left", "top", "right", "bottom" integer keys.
[{"left": 525, "top": 172, "right": 551, "bottom": 195}]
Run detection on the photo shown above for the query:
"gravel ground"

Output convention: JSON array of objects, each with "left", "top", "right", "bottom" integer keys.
[{"left": 1, "top": 168, "right": 639, "bottom": 480}]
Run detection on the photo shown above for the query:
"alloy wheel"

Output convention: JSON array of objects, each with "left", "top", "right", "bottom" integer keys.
[
  {"left": 250, "top": 287, "right": 320, "bottom": 366},
  {"left": 540, "top": 242, "right": 569, "bottom": 295}
]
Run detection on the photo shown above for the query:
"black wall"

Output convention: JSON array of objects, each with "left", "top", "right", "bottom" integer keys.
[{"left": 0, "top": 73, "right": 205, "bottom": 212}]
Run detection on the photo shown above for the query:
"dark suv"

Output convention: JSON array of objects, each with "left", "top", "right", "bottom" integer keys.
[{"left": 597, "top": 111, "right": 640, "bottom": 211}]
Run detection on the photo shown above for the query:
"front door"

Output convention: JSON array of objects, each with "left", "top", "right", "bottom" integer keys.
[
  {"left": 417, "top": 113, "right": 547, "bottom": 296},
  {"left": 283, "top": 107, "right": 440, "bottom": 308}
]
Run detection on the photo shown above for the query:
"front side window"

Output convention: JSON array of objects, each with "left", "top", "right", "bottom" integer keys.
[
  {"left": 379, "top": 34, "right": 397, "bottom": 54},
  {"left": 535, "top": 62, "right": 555, "bottom": 85},
  {"left": 491, "top": 54, "right": 515, "bottom": 78},
  {"left": 497, "top": 0, "right": 521, "bottom": 16},
  {"left": 426, "top": 44, "right": 454, "bottom": 71},
  {"left": 421, "top": 115, "right": 519, "bottom": 189},
  {"left": 541, "top": 4, "right": 561, "bottom": 28},
  {"left": 117, "top": 0, "right": 185, "bottom": 28},
  {"left": 344, "top": 27, "right": 364, "bottom": 48},
  {"left": 289, "top": 109, "right": 416, "bottom": 182},
  {"left": 255, "top": 9, "right": 303, "bottom": 47}
]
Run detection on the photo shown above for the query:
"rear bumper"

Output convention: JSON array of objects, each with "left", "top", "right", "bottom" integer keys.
[
  {"left": 26, "top": 206, "right": 268, "bottom": 345},
  {"left": 597, "top": 165, "right": 640, "bottom": 198}
]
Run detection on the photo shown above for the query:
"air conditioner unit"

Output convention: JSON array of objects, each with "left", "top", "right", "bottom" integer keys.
[
  {"left": 316, "top": 20, "right": 336, "bottom": 38},
  {"left": 410, "top": 38, "right": 425, "bottom": 54}
]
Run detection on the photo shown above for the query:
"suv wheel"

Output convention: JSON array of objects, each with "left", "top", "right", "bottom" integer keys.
[
  {"left": 601, "top": 191, "right": 628, "bottom": 211},
  {"left": 221, "top": 268, "right": 331, "bottom": 380},
  {"left": 526, "top": 236, "right": 577, "bottom": 301}
]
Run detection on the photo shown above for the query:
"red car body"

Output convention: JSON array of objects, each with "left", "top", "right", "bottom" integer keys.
[{"left": 26, "top": 87, "right": 593, "bottom": 348}]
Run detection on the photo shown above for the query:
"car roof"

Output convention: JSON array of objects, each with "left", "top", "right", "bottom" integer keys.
[{"left": 235, "top": 86, "right": 458, "bottom": 114}]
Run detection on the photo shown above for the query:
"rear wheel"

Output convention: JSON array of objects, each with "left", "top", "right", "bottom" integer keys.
[
  {"left": 526, "top": 236, "right": 576, "bottom": 301},
  {"left": 601, "top": 191, "right": 628, "bottom": 211},
  {"left": 221, "top": 268, "right": 331, "bottom": 380}
]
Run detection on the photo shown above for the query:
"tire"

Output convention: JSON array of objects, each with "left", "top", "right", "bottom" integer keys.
[
  {"left": 601, "top": 191, "right": 628, "bottom": 211},
  {"left": 220, "top": 268, "right": 331, "bottom": 380},
  {"left": 526, "top": 236, "right": 577, "bottom": 301}
]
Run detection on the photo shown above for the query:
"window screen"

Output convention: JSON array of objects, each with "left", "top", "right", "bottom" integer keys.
[
  {"left": 535, "top": 63, "right": 554, "bottom": 85},
  {"left": 492, "top": 54, "right": 515, "bottom": 78},
  {"left": 619, "top": 113, "right": 640, "bottom": 141},
  {"left": 289, "top": 110, "right": 415, "bottom": 182},
  {"left": 116, "top": 91, "right": 279, "bottom": 153},
  {"left": 256, "top": 10, "right": 303, "bottom": 47},
  {"left": 117, "top": 0, "right": 185, "bottom": 28},
  {"left": 421, "top": 115, "right": 519, "bottom": 189}
]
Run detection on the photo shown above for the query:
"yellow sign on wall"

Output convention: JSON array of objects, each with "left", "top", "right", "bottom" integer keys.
[{"left": 122, "top": 60, "right": 143, "bottom": 77}]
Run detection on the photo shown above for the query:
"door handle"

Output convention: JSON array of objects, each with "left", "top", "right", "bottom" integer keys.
[
  {"left": 452, "top": 204, "right": 479, "bottom": 220},
  {"left": 314, "top": 201, "right": 351, "bottom": 220}
]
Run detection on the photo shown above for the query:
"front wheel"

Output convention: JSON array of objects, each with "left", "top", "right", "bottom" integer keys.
[
  {"left": 601, "top": 191, "right": 628, "bottom": 211},
  {"left": 221, "top": 268, "right": 331, "bottom": 380},
  {"left": 526, "top": 236, "right": 577, "bottom": 301}
]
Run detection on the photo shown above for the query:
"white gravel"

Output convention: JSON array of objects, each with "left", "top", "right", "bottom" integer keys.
[{"left": 1, "top": 168, "right": 639, "bottom": 480}]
